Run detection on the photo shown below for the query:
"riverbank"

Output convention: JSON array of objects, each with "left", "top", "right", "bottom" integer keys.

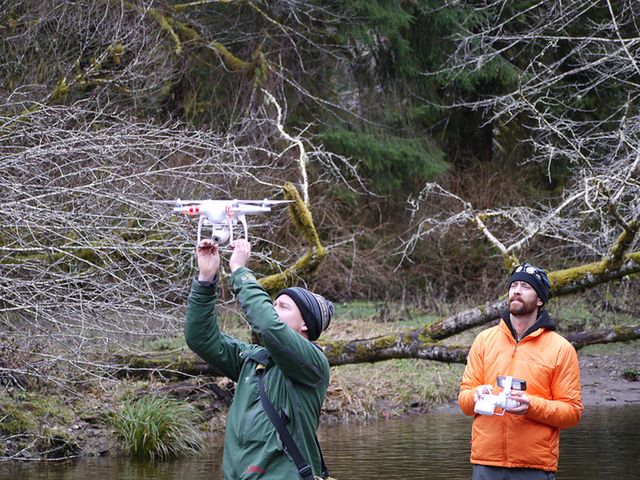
[
  {"left": 577, "top": 342, "right": 640, "bottom": 406},
  {"left": 1, "top": 339, "right": 638, "bottom": 461},
  {"left": 1, "top": 297, "right": 639, "bottom": 461},
  {"left": 3, "top": 402, "right": 640, "bottom": 480}
]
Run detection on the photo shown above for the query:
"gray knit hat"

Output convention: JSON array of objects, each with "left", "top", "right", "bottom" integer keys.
[{"left": 276, "top": 287, "right": 334, "bottom": 341}]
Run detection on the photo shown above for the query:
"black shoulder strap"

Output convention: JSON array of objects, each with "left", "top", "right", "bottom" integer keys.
[{"left": 256, "top": 364, "right": 329, "bottom": 480}]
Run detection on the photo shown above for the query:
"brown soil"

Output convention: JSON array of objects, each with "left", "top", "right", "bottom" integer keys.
[{"left": 579, "top": 350, "right": 640, "bottom": 406}]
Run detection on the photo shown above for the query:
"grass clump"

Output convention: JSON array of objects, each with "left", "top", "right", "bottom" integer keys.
[
  {"left": 622, "top": 368, "right": 639, "bottom": 382},
  {"left": 111, "top": 395, "right": 206, "bottom": 460}
]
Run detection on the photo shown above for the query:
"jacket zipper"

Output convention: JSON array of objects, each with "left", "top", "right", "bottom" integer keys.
[
  {"left": 505, "top": 335, "right": 518, "bottom": 463},
  {"left": 239, "top": 366, "right": 263, "bottom": 446}
]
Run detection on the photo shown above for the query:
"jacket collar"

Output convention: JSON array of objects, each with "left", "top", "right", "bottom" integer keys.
[{"left": 501, "top": 308, "right": 556, "bottom": 341}]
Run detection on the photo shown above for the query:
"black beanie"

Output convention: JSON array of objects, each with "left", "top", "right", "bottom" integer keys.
[
  {"left": 509, "top": 263, "right": 551, "bottom": 305},
  {"left": 276, "top": 287, "right": 334, "bottom": 341}
]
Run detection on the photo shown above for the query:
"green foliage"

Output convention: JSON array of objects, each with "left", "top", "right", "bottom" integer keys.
[
  {"left": 0, "top": 391, "right": 76, "bottom": 435},
  {"left": 111, "top": 395, "right": 205, "bottom": 460},
  {"left": 143, "top": 336, "right": 186, "bottom": 352},
  {"left": 446, "top": 55, "right": 521, "bottom": 94},
  {"left": 342, "top": 0, "right": 416, "bottom": 77},
  {"left": 320, "top": 129, "right": 448, "bottom": 194},
  {"left": 327, "top": 0, "right": 525, "bottom": 170},
  {"left": 0, "top": 400, "right": 37, "bottom": 435}
]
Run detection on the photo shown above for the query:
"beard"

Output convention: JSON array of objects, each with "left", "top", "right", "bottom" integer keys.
[{"left": 508, "top": 296, "right": 538, "bottom": 316}]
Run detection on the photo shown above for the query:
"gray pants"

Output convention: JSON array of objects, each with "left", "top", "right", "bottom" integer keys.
[{"left": 472, "top": 465, "right": 556, "bottom": 480}]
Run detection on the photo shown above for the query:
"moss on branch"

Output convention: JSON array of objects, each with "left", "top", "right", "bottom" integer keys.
[
  {"left": 210, "top": 42, "right": 269, "bottom": 85},
  {"left": 550, "top": 251, "right": 640, "bottom": 295},
  {"left": 259, "top": 183, "right": 326, "bottom": 295},
  {"left": 608, "top": 221, "right": 639, "bottom": 265},
  {"left": 143, "top": 3, "right": 270, "bottom": 84},
  {"left": 148, "top": 8, "right": 183, "bottom": 55}
]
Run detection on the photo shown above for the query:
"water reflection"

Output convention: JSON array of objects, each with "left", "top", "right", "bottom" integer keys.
[
  {"left": 0, "top": 442, "right": 224, "bottom": 480},
  {"left": 1, "top": 405, "right": 638, "bottom": 479},
  {"left": 318, "top": 410, "right": 472, "bottom": 479},
  {"left": 319, "top": 405, "right": 640, "bottom": 480},
  {"left": 559, "top": 405, "right": 640, "bottom": 480}
]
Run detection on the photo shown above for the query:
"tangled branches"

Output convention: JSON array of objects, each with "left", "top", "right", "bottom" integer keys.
[
  {"left": 401, "top": 1, "right": 640, "bottom": 268},
  {"left": 0, "top": 0, "right": 360, "bottom": 387}
]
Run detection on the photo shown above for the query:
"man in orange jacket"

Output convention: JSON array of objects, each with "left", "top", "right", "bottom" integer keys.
[{"left": 458, "top": 263, "right": 582, "bottom": 480}]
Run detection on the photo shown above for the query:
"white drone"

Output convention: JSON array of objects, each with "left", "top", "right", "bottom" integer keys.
[{"left": 169, "top": 198, "right": 292, "bottom": 244}]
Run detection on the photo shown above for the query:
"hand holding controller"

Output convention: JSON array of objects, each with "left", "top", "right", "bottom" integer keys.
[{"left": 474, "top": 376, "right": 528, "bottom": 416}]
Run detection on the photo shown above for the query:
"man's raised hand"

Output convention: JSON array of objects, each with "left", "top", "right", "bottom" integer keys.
[
  {"left": 229, "top": 239, "right": 251, "bottom": 273},
  {"left": 196, "top": 239, "right": 220, "bottom": 282}
]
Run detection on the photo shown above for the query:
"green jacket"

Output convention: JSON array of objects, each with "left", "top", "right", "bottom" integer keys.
[{"left": 185, "top": 267, "right": 330, "bottom": 479}]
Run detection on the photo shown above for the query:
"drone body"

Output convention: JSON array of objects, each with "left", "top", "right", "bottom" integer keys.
[{"left": 171, "top": 198, "right": 291, "bottom": 244}]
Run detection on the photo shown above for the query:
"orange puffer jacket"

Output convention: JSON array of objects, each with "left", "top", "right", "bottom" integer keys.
[{"left": 458, "top": 312, "right": 582, "bottom": 472}]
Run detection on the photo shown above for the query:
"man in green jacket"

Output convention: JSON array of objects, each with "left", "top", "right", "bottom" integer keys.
[{"left": 185, "top": 238, "right": 333, "bottom": 479}]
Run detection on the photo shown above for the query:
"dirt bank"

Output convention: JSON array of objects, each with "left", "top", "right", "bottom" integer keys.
[
  {"left": 579, "top": 349, "right": 640, "bottom": 406},
  {"left": 2, "top": 343, "right": 638, "bottom": 461}
]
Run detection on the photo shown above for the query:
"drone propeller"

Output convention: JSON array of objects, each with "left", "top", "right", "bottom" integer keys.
[
  {"left": 235, "top": 199, "right": 293, "bottom": 205},
  {"left": 154, "top": 199, "right": 203, "bottom": 207},
  {"left": 158, "top": 198, "right": 292, "bottom": 206}
]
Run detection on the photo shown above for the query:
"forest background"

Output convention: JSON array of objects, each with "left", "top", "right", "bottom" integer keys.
[{"left": 1, "top": 0, "right": 639, "bottom": 461}]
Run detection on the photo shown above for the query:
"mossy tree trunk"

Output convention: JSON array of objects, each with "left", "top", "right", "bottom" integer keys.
[{"left": 118, "top": 252, "right": 640, "bottom": 372}]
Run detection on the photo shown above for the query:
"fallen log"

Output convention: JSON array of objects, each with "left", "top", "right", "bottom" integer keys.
[{"left": 114, "top": 324, "right": 640, "bottom": 374}]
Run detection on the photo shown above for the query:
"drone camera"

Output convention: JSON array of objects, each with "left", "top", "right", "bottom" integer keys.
[{"left": 210, "top": 226, "right": 231, "bottom": 245}]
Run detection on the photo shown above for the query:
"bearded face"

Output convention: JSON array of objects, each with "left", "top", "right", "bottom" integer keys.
[{"left": 508, "top": 281, "right": 542, "bottom": 316}]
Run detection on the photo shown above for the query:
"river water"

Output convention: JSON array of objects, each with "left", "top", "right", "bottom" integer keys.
[{"left": 1, "top": 405, "right": 638, "bottom": 479}]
